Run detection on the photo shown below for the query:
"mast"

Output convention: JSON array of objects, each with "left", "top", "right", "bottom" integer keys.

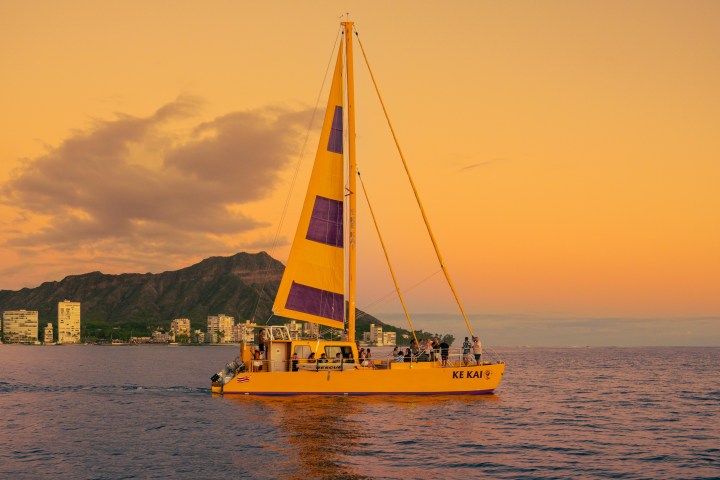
[{"left": 343, "top": 21, "right": 357, "bottom": 343}]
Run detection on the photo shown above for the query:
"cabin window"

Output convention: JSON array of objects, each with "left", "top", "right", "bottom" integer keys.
[
  {"left": 324, "top": 346, "right": 342, "bottom": 360},
  {"left": 294, "top": 345, "right": 311, "bottom": 359}
]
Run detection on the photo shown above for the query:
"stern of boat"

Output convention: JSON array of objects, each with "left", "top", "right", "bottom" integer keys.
[{"left": 210, "top": 357, "right": 245, "bottom": 394}]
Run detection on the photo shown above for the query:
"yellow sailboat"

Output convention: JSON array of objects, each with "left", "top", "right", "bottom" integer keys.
[{"left": 212, "top": 22, "right": 505, "bottom": 395}]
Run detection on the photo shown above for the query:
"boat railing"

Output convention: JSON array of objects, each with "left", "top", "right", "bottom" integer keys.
[
  {"left": 373, "top": 347, "right": 502, "bottom": 368},
  {"left": 247, "top": 348, "right": 502, "bottom": 373},
  {"left": 482, "top": 346, "right": 503, "bottom": 364},
  {"left": 265, "top": 326, "right": 291, "bottom": 341},
  {"left": 249, "top": 357, "right": 360, "bottom": 373},
  {"left": 250, "top": 358, "right": 267, "bottom": 372}
]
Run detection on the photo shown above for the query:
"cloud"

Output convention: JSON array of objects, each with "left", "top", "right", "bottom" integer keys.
[
  {"left": 457, "top": 158, "right": 506, "bottom": 172},
  {"left": 1, "top": 97, "right": 311, "bottom": 267}
]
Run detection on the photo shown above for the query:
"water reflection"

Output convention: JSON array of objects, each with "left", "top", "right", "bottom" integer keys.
[
  {"left": 224, "top": 396, "right": 365, "bottom": 479},
  {"left": 223, "top": 394, "right": 501, "bottom": 479}
]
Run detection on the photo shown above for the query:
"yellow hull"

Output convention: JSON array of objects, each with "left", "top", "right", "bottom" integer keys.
[{"left": 220, "top": 362, "right": 504, "bottom": 396}]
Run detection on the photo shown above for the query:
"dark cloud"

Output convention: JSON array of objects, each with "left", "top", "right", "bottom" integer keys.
[
  {"left": 2, "top": 97, "right": 311, "bottom": 263},
  {"left": 166, "top": 107, "right": 309, "bottom": 199}
]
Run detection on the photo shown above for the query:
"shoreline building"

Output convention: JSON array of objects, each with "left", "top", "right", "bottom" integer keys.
[
  {"left": 286, "top": 320, "right": 302, "bottom": 339},
  {"left": 383, "top": 331, "right": 397, "bottom": 346},
  {"left": 44, "top": 323, "right": 54, "bottom": 344},
  {"left": 364, "top": 323, "right": 384, "bottom": 346},
  {"left": 170, "top": 318, "right": 191, "bottom": 341},
  {"left": 207, "top": 314, "right": 234, "bottom": 343},
  {"left": 303, "top": 322, "right": 319, "bottom": 338},
  {"left": 192, "top": 329, "right": 205, "bottom": 344},
  {"left": 233, "top": 321, "right": 254, "bottom": 344},
  {"left": 361, "top": 323, "right": 397, "bottom": 347},
  {"left": 151, "top": 330, "right": 170, "bottom": 343},
  {"left": 58, "top": 300, "right": 81, "bottom": 344},
  {"left": 2, "top": 310, "right": 39, "bottom": 344}
]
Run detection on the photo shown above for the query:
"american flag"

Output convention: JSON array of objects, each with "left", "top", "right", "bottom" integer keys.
[{"left": 236, "top": 375, "right": 250, "bottom": 383}]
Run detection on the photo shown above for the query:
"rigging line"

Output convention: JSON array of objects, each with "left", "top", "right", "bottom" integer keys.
[
  {"left": 355, "top": 269, "right": 442, "bottom": 321},
  {"left": 356, "top": 168, "right": 418, "bottom": 347},
  {"left": 355, "top": 29, "right": 476, "bottom": 339},
  {"left": 250, "top": 27, "right": 344, "bottom": 324}
]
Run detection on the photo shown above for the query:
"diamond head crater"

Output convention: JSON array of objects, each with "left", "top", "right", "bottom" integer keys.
[{"left": 0, "top": 252, "right": 453, "bottom": 344}]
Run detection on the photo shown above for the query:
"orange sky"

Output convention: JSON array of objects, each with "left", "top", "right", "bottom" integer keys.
[{"left": 1, "top": 1, "right": 718, "bottom": 323}]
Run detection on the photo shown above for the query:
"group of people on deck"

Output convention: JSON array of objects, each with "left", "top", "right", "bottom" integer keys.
[
  {"left": 252, "top": 327, "right": 483, "bottom": 373},
  {"left": 296, "top": 349, "right": 373, "bottom": 368},
  {"left": 393, "top": 337, "right": 448, "bottom": 364},
  {"left": 462, "top": 336, "right": 483, "bottom": 366},
  {"left": 393, "top": 336, "right": 482, "bottom": 367}
]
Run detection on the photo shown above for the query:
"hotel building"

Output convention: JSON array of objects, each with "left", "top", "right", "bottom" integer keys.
[
  {"left": 383, "top": 331, "right": 397, "bottom": 346},
  {"left": 286, "top": 320, "right": 303, "bottom": 339},
  {"left": 58, "top": 300, "right": 81, "bottom": 343},
  {"left": 207, "top": 314, "right": 234, "bottom": 343},
  {"left": 2, "top": 310, "right": 39, "bottom": 343},
  {"left": 233, "top": 321, "right": 255, "bottom": 343},
  {"left": 44, "top": 323, "right": 54, "bottom": 344},
  {"left": 303, "top": 322, "right": 319, "bottom": 338},
  {"left": 361, "top": 324, "right": 397, "bottom": 346},
  {"left": 170, "top": 318, "right": 191, "bottom": 338},
  {"left": 367, "top": 323, "right": 384, "bottom": 346}
]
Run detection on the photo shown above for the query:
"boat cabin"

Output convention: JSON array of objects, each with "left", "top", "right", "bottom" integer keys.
[{"left": 239, "top": 324, "right": 358, "bottom": 373}]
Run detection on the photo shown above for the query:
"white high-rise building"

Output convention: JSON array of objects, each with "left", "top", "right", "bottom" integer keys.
[
  {"left": 2, "top": 310, "right": 39, "bottom": 343},
  {"left": 58, "top": 300, "right": 81, "bottom": 343},
  {"left": 368, "top": 323, "right": 384, "bottom": 346},
  {"left": 383, "top": 331, "right": 397, "bottom": 346},
  {"left": 44, "top": 323, "right": 54, "bottom": 344},
  {"left": 207, "top": 314, "right": 234, "bottom": 343}
]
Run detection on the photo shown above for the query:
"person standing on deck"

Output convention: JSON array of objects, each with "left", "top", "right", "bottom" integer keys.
[
  {"left": 410, "top": 338, "right": 419, "bottom": 356},
  {"left": 473, "top": 337, "right": 483, "bottom": 366},
  {"left": 366, "top": 348, "right": 374, "bottom": 367},
  {"left": 257, "top": 329, "right": 265, "bottom": 358},
  {"left": 253, "top": 350, "right": 263, "bottom": 371},
  {"left": 431, "top": 338, "right": 440, "bottom": 362},
  {"left": 462, "top": 337, "right": 472, "bottom": 365},
  {"left": 439, "top": 340, "right": 450, "bottom": 367}
]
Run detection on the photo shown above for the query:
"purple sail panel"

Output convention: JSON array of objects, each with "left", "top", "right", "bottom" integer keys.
[
  {"left": 327, "top": 106, "right": 343, "bottom": 154},
  {"left": 306, "top": 196, "right": 343, "bottom": 247},
  {"left": 286, "top": 282, "right": 344, "bottom": 322}
]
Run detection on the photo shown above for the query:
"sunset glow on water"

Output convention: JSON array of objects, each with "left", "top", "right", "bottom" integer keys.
[{"left": 1, "top": 345, "right": 717, "bottom": 479}]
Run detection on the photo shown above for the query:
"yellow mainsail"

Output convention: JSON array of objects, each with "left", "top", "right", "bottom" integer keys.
[{"left": 272, "top": 44, "right": 346, "bottom": 330}]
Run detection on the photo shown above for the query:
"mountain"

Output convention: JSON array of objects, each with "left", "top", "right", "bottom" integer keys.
[{"left": 0, "top": 252, "right": 426, "bottom": 341}]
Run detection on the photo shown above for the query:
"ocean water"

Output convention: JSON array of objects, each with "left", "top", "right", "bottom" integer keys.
[{"left": 0, "top": 345, "right": 718, "bottom": 479}]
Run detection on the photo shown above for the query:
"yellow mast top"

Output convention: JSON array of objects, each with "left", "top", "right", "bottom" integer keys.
[{"left": 343, "top": 21, "right": 357, "bottom": 343}]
